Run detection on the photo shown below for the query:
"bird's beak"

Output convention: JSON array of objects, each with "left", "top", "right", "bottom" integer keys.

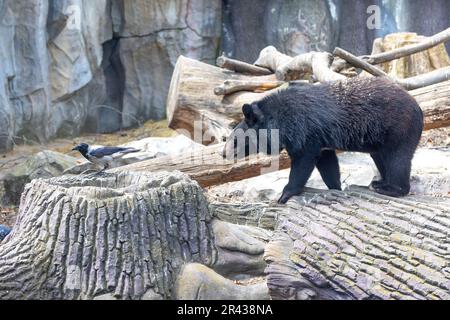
[{"left": 72, "top": 147, "right": 78, "bottom": 151}]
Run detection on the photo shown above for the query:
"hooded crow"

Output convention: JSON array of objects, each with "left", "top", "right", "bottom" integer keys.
[{"left": 72, "top": 143, "right": 140, "bottom": 172}]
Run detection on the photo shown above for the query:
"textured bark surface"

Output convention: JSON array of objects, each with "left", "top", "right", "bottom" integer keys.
[
  {"left": 265, "top": 187, "right": 450, "bottom": 300},
  {"left": 410, "top": 81, "right": 450, "bottom": 130},
  {"left": 0, "top": 171, "right": 215, "bottom": 299}
]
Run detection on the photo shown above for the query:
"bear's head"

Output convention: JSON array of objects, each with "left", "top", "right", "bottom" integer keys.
[{"left": 222, "top": 102, "right": 279, "bottom": 159}]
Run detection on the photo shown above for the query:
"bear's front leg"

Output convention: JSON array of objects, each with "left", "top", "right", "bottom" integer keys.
[{"left": 278, "top": 154, "right": 317, "bottom": 204}]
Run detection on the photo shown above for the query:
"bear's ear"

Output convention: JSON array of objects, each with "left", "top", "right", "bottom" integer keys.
[
  {"left": 242, "top": 104, "right": 253, "bottom": 119},
  {"left": 243, "top": 103, "right": 263, "bottom": 123}
]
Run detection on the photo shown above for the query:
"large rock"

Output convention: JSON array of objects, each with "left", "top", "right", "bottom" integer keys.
[
  {"left": 117, "top": 0, "right": 222, "bottom": 125},
  {"left": 222, "top": 0, "right": 334, "bottom": 62},
  {"left": 0, "top": 150, "right": 78, "bottom": 206}
]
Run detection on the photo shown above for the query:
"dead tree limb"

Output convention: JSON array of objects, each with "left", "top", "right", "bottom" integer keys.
[
  {"left": 397, "top": 66, "right": 450, "bottom": 90},
  {"left": 254, "top": 46, "right": 293, "bottom": 72},
  {"left": 216, "top": 55, "right": 273, "bottom": 75},
  {"left": 367, "top": 27, "right": 450, "bottom": 65},
  {"left": 333, "top": 47, "right": 389, "bottom": 77},
  {"left": 254, "top": 46, "right": 346, "bottom": 82},
  {"left": 214, "top": 80, "right": 285, "bottom": 96}
]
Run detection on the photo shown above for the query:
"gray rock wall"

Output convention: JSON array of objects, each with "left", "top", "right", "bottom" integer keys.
[{"left": 0, "top": 0, "right": 448, "bottom": 152}]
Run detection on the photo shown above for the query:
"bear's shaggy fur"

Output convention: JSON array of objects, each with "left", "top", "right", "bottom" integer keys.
[{"left": 223, "top": 77, "right": 424, "bottom": 204}]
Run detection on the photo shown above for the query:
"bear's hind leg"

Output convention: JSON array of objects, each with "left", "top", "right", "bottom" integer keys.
[
  {"left": 370, "top": 152, "right": 386, "bottom": 189},
  {"left": 372, "top": 149, "right": 412, "bottom": 197},
  {"left": 316, "top": 150, "right": 341, "bottom": 190},
  {"left": 278, "top": 154, "right": 317, "bottom": 204}
]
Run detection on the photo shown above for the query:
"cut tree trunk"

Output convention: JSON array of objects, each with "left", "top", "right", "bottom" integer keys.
[
  {"left": 264, "top": 187, "right": 450, "bottom": 300},
  {"left": 166, "top": 56, "right": 280, "bottom": 145},
  {"left": 410, "top": 80, "right": 450, "bottom": 129},
  {"left": 111, "top": 143, "right": 291, "bottom": 188},
  {"left": 167, "top": 55, "right": 450, "bottom": 141},
  {"left": 0, "top": 171, "right": 216, "bottom": 300}
]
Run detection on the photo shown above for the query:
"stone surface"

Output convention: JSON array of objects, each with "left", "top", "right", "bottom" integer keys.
[
  {"left": 176, "top": 263, "right": 269, "bottom": 300},
  {"left": 222, "top": 0, "right": 334, "bottom": 63},
  {"left": 0, "top": 150, "right": 78, "bottom": 206}
]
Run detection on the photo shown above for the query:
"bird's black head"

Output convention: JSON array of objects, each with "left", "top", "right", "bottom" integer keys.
[{"left": 72, "top": 143, "right": 89, "bottom": 156}]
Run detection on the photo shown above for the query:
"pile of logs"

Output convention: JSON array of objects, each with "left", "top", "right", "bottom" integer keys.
[
  {"left": 167, "top": 28, "right": 450, "bottom": 149},
  {"left": 145, "top": 28, "right": 450, "bottom": 188}
]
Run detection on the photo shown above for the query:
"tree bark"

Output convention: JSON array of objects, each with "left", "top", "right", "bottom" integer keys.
[
  {"left": 410, "top": 80, "right": 450, "bottom": 129},
  {"left": 265, "top": 187, "right": 450, "bottom": 300},
  {"left": 111, "top": 143, "right": 291, "bottom": 188},
  {"left": 0, "top": 171, "right": 215, "bottom": 300}
]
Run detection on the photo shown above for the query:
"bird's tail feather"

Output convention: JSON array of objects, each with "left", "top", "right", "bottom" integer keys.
[{"left": 122, "top": 147, "right": 141, "bottom": 154}]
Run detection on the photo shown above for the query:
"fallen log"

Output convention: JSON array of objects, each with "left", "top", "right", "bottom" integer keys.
[
  {"left": 167, "top": 56, "right": 450, "bottom": 141},
  {"left": 265, "top": 187, "right": 450, "bottom": 300},
  {"left": 111, "top": 143, "right": 291, "bottom": 188},
  {"left": 166, "top": 56, "right": 280, "bottom": 145},
  {"left": 410, "top": 80, "right": 450, "bottom": 129}
]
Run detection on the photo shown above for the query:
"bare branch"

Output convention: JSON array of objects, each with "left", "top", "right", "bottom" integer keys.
[
  {"left": 333, "top": 47, "right": 388, "bottom": 77},
  {"left": 216, "top": 55, "right": 273, "bottom": 75},
  {"left": 214, "top": 79, "right": 285, "bottom": 96}
]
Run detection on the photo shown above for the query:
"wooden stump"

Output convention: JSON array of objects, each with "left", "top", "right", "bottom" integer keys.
[{"left": 0, "top": 171, "right": 215, "bottom": 299}]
